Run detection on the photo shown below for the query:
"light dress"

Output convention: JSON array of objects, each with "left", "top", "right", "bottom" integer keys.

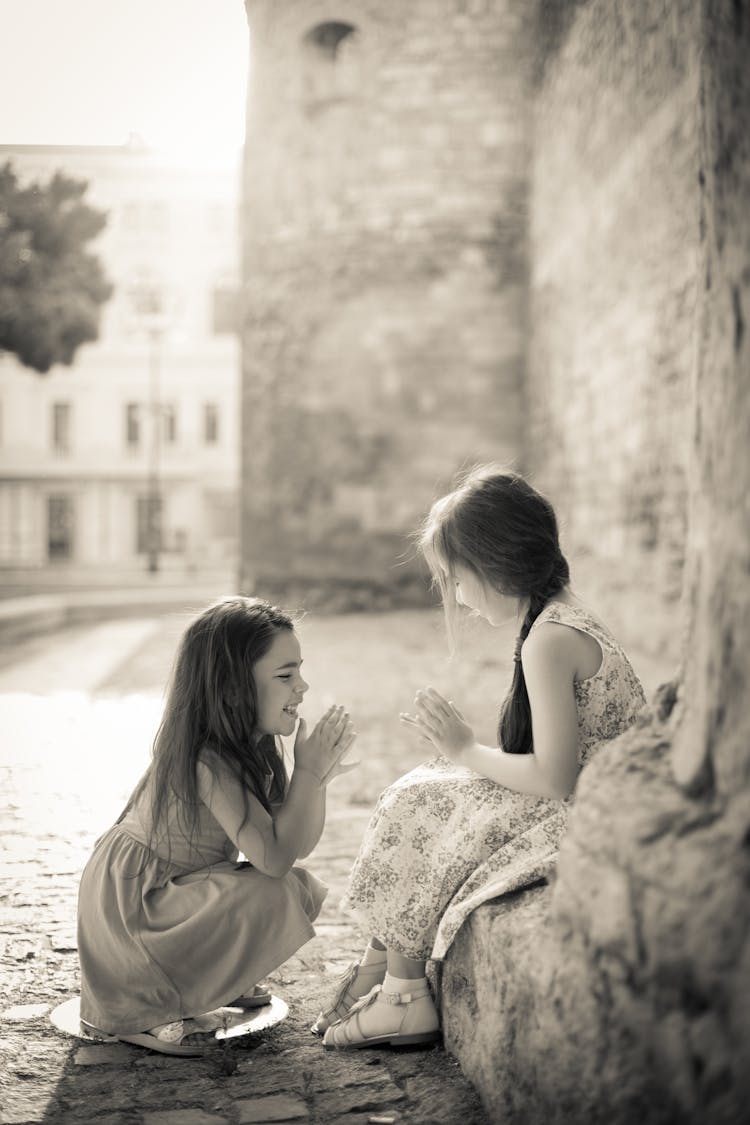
[
  {"left": 340, "top": 601, "right": 647, "bottom": 961},
  {"left": 77, "top": 760, "right": 327, "bottom": 1036}
]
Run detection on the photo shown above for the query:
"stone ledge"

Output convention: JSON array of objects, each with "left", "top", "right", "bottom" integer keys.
[
  {"left": 440, "top": 885, "right": 556, "bottom": 1123},
  {"left": 438, "top": 720, "right": 750, "bottom": 1125}
]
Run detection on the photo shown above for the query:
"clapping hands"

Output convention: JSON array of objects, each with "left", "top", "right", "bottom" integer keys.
[
  {"left": 400, "top": 687, "right": 475, "bottom": 759},
  {"left": 294, "top": 705, "right": 358, "bottom": 786}
]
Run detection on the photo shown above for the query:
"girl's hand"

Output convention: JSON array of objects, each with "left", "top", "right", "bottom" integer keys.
[
  {"left": 400, "top": 687, "right": 475, "bottom": 760},
  {"left": 293, "top": 705, "right": 358, "bottom": 786}
]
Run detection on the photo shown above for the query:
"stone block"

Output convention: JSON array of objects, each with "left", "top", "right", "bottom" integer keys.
[
  {"left": 73, "top": 1043, "right": 135, "bottom": 1066},
  {"left": 313, "top": 1081, "right": 406, "bottom": 1118},
  {"left": 0, "top": 1003, "right": 50, "bottom": 1020},
  {"left": 142, "top": 1112, "right": 228, "bottom": 1125},
  {"left": 235, "top": 1094, "right": 309, "bottom": 1123}
]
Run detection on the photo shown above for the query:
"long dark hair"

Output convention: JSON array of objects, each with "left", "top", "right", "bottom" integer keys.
[
  {"left": 122, "top": 596, "right": 294, "bottom": 850},
  {"left": 419, "top": 465, "right": 569, "bottom": 755}
]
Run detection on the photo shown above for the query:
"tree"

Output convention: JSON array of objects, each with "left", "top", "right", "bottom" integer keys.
[{"left": 0, "top": 162, "right": 113, "bottom": 374}]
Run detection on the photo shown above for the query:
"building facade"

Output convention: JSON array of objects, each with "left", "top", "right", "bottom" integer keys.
[{"left": 0, "top": 141, "right": 241, "bottom": 587}]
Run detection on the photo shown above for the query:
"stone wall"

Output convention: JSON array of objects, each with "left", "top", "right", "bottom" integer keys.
[
  {"left": 240, "top": 0, "right": 533, "bottom": 607},
  {"left": 442, "top": 3, "right": 750, "bottom": 1122},
  {"left": 526, "top": 0, "right": 700, "bottom": 670}
]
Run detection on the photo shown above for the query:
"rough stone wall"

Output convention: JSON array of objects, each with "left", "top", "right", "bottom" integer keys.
[
  {"left": 526, "top": 0, "right": 700, "bottom": 668},
  {"left": 241, "top": 0, "right": 534, "bottom": 606},
  {"left": 442, "top": 3, "right": 750, "bottom": 1122}
]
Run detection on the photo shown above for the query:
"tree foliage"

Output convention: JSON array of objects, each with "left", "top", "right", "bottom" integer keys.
[{"left": 0, "top": 162, "right": 113, "bottom": 373}]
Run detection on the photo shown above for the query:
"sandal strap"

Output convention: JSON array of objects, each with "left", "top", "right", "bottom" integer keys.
[
  {"left": 379, "top": 985, "right": 431, "bottom": 1005},
  {"left": 150, "top": 1020, "right": 184, "bottom": 1043},
  {"left": 347, "top": 984, "right": 383, "bottom": 1017},
  {"left": 317, "top": 961, "right": 359, "bottom": 1023},
  {"left": 320, "top": 957, "right": 385, "bottom": 1023},
  {"left": 346, "top": 982, "right": 431, "bottom": 1016}
]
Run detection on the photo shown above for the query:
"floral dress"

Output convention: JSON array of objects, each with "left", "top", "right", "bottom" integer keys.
[{"left": 340, "top": 601, "right": 646, "bottom": 961}]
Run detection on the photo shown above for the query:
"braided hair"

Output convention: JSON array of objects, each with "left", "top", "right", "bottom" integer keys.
[{"left": 419, "top": 465, "right": 569, "bottom": 756}]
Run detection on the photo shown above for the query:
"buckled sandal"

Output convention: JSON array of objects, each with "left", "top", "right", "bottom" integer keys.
[
  {"left": 311, "top": 959, "right": 386, "bottom": 1036},
  {"left": 322, "top": 984, "right": 441, "bottom": 1050}
]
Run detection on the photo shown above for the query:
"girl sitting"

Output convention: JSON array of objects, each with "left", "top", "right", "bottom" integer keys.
[{"left": 316, "top": 466, "right": 646, "bottom": 1049}]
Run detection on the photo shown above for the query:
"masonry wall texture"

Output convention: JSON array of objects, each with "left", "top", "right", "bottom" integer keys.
[
  {"left": 526, "top": 0, "right": 699, "bottom": 670},
  {"left": 442, "top": 3, "right": 750, "bottom": 1121},
  {"left": 240, "top": 0, "right": 534, "bottom": 606}
]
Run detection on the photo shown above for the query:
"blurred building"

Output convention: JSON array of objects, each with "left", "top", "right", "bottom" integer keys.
[
  {"left": 240, "top": 3, "right": 531, "bottom": 608},
  {"left": 0, "top": 140, "right": 240, "bottom": 588}
]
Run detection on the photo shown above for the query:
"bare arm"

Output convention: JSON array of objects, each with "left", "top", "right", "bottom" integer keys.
[
  {"left": 401, "top": 623, "right": 584, "bottom": 800},
  {"left": 197, "top": 708, "right": 357, "bottom": 878},
  {"left": 196, "top": 758, "right": 327, "bottom": 877}
]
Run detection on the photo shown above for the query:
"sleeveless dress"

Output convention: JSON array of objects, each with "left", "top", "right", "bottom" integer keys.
[
  {"left": 77, "top": 766, "right": 327, "bottom": 1036},
  {"left": 340, "top": 601, "right": 646, "bottom": 961}
]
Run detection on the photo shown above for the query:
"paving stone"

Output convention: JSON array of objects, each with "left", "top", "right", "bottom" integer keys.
[
  {"left": 142, "top": 1112, "right": 228, "bottom": 1125},
  {"left": 221, "top": 1066, "right": 305, "bottom": 1098},
  {"left": 0, "top": 1002, "right": 50, "bottom": 1019},
  {"left": 235, "top": 1093, "right": 309, "bottom": 1122},
  {"left": 73, "top": 1043, "right": 136, "bottom": 1066},
  {"left": 313, "top": 1079, "right": 406, "bottom": 1118}
]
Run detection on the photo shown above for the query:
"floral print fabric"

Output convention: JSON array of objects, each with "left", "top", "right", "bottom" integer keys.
[{"left": 340, "top": 601, "right": 647, "bottom": 960}]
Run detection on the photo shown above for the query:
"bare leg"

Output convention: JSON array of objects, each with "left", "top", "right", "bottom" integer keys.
[{"left": 386, "top": 950, "right": 426, "bottom": 979}]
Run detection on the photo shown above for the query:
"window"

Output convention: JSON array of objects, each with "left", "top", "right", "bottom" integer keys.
[
  {"left": 125, "top": 403, "right": 140, "bottom": 448},
  {"left": 51, "top": 402, "right": 71, "bottom": 455},
  {"left": 162, "top": 404, "right": 177, "bottom": 444},
  {"left": 302, "top": 21, "right": 360, "bottom": 102},
  {"left": 204, "top": 403, "right": 219, "bottom": 445},
  {"left": 47, "top": 495, "right": 74, "bottom": 560},
  {"left": 212, "top": 286, "right": 239, "bottom": 335}
]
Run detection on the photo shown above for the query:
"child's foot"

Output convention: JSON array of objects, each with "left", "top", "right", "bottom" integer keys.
[
  {"left": 311, "top": 957, "right": 386, "bottom": 1035},
  {"left": 322, "top": 981, "right": 441, "bottom": 1050},
  {"left": 118, "top": 1019, "right": 207, "bottom": 1057}
]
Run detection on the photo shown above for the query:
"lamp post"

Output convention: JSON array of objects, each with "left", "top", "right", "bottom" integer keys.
[
  {"left": 146, "top": 322, "right": 162, "bottom": 573},
  {"left": 128, "top": 279, "right": 170, "bottom": 575}
]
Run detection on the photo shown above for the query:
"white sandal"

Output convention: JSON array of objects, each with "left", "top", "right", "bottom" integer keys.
[{"left": 322, "top": 984, "right": 441, "bottom": 1050}]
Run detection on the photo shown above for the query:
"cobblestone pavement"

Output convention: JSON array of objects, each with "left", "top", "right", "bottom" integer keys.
[{"left": 1, "top": 609, "right": 520, "bottom": 1125}]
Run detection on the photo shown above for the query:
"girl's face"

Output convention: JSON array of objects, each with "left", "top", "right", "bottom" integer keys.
[
  {"left": 253, "top": 629, "right": 308, "bottom": 738},
  {"left": 453, "top": 563, "right": 520, "bottom": 627}
]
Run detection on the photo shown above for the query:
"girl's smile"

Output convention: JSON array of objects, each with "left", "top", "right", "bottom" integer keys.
[{"left": 254, "top": 630, "right": 309, "bottom": 737}]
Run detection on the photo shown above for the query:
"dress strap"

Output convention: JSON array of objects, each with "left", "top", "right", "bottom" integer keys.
[{"left": 530, "top": 601, "right": 617, "bottom": 656}]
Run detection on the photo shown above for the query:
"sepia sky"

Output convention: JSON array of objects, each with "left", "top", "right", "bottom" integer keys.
[{"left": 0, "top": 0, "right": 249, "bottom": 163}]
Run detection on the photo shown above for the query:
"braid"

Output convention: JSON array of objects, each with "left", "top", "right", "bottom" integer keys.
[{"left": 500, "top": 554, "right": 569, "bottom": 754}]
